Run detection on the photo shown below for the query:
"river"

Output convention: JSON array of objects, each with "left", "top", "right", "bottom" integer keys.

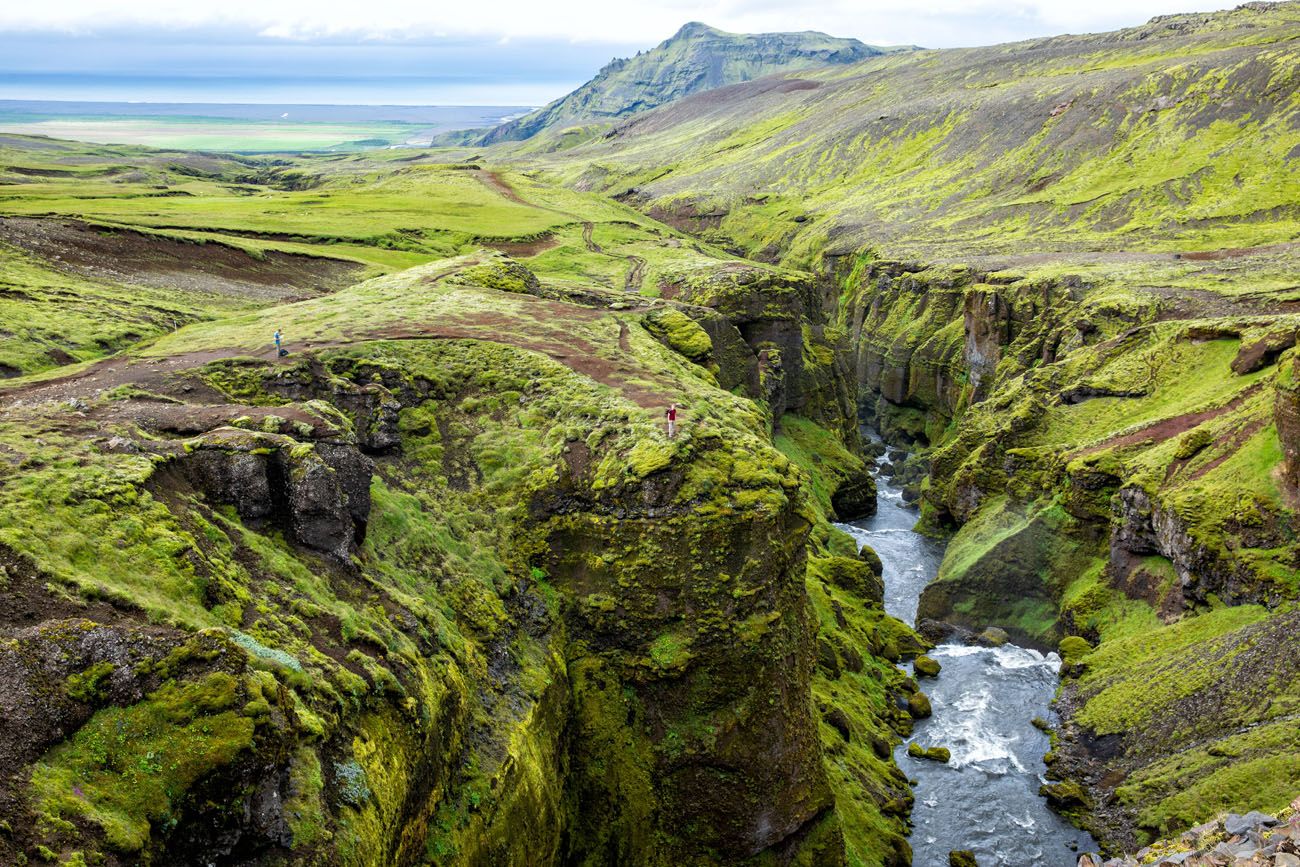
[{"left": 835, "top": 446, "right": 1097, "bottom": 867}]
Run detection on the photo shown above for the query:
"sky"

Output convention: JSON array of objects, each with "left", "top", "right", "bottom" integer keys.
[{"left": 0, "top": 0, "right": 1243, "bottom": 105}]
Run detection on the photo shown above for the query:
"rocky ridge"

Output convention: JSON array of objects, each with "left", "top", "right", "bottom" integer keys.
[
  {"left": 453, "top": 22, "right": 888, "bottom": 146},
  {"left": 1078, "top": 798, "right": 1300, "bottom": 866}
]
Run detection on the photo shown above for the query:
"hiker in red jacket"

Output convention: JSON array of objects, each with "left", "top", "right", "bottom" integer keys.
[{"left": 666, "top": 403, "right": 678, "bottom": 438}]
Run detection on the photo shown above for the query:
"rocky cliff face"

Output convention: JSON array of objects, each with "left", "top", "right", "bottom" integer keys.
[{"left": 666, "top": 260, "right": 862, "bottom": 450}]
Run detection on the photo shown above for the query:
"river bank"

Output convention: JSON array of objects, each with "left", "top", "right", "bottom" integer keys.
[{"left": 837, "top": 449, "right": 1096, "bottom": 866}]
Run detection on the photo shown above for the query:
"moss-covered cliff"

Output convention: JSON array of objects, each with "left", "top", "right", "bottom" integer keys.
[
  {"left": 833, "top": 251, "right": 1300, "bottom": 853},
  {"left": 0, "top": 253, "right": 919, "bottom": 866}
]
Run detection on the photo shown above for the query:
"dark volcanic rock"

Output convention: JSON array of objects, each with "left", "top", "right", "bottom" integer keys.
[
  {"left": 182, "top": 427, "right": 373, "bottom": 559},
  {"left": 1277, "top": 350, "right": 1300, "bottom": 488},
  {"left": 831, "top": 467, "right": 878, "bottom": 520}
]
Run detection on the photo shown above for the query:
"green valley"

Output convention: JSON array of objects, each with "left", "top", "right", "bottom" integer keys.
[{"left": 1, "top": 3, "right": 1299, "bottom": 866}]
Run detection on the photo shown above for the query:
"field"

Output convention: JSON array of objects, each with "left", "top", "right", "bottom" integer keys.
[
  {"left": 0, "top": 117, "right": 431, "bottom": 152},
  {"left": 0, "top": 102, "right": 534, "bottom": 153}
]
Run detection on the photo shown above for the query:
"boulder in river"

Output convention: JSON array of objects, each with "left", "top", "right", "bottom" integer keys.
[
  {"left": 913, "top": 655, "right": 941, "bottom": 677},
  {"left": 978, "top": 626, "right": 1009, "bottom": 646},
  {"left": 949, "top": 850, "right": 979, "bottom": 867},
  {"left": 907, "top": 743, "right": 950, "bottom": 763},
  {"left": 907, "top": 691, "right": 933, "bottom": 718}
]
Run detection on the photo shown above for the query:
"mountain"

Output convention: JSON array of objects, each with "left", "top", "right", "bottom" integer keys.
[
  {"left": 459, "top": 22, "right": 897, "bottom": 145},
  {"left": 521, "top": 1, "right": 1300, "bottom": 266}
]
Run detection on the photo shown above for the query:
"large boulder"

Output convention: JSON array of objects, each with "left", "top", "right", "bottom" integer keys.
[
  {"left": 182, "top": 427, "right": 373, "bottom": 559},
  {"left": 831, "top": 467, "right": 878, "bottom": 520}
]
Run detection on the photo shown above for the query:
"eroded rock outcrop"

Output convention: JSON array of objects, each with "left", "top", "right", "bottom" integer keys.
[
  {"left": 183, "top": 427, "right": 373, "bottom": 559},
  {"left": 0, "top": 250, "right": 911, "bottom": 867},
  {"left": 1277, "top": 349, "right": 1300, "bottom": 488}
]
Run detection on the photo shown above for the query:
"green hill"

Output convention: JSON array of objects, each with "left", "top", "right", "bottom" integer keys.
[{"left": 519, "top": 1, "right": 1300, "bottom": 266}]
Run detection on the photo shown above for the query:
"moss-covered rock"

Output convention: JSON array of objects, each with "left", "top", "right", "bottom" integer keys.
[
  {"left": 0, "top": 256, "right": 908, "bottom": 866},
  {"left": 906, "top": 743, "right": 951, "bottom": 763},
  {"left": 948, "top": 849, "right": 979, "bottom": 867},
  {"left": 912, "top": 655, "right": 941, "bottom": 678},
  {"left": 1058, "top": 636, "right": 1092, "bottom": 666},
  {"left": 642, "top": 307, "right": 714, "bottom": 360}
]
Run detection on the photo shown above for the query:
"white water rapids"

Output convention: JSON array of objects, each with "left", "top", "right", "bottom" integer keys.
[{"left": 835, "top": 446, "right": 1096, "bottom": 866}]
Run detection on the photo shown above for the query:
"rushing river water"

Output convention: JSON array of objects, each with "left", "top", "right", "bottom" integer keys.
[{"left": 835, "top": 449, "right": 1097, "bottom": 867}]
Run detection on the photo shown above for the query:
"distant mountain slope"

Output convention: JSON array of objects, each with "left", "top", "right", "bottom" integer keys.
[
  {"left": 464, "top": 22, "right": 896, "bottom": 145},
  {"left": 518, "top": 1, "right": 1300, "bottom": 266}
]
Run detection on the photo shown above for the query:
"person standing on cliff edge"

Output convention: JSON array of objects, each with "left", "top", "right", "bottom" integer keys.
[
  {"left": 274, "top": 328, "right": 285, "bottom": 357},
  {"left": 666, "top": 403, "right": 678, "bottom": 438}
]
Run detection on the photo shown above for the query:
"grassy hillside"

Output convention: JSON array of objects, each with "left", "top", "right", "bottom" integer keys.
[
  {"left": 516, "top": 2, "right": 1300, "bottom": 267},
  {"left": 0, "top": 135, "right": 772, "bottom": 377}
]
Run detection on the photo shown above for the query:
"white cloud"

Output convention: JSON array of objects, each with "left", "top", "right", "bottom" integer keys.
[{"left": 0, "top": 0, "right": 1244, "bottom": 47}]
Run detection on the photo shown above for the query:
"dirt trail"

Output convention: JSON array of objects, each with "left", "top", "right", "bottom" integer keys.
[
  {"left": 471, "top": 176, "right": 648, "bottom": 295},
  {"left": 474, "top": 169, "right": 530, "bottom": 206},
  {"left": 483, "top": 234, "right": 560, "bottom": 257},
  {"left": 0, "top": 312, "right": 671, "bottom": 411},
  {"left": 1071, "top": 383, "right": 1264, "bottom": 459},
  {"left": 624, "top": 256, "right": 647, "bottom": 292}
]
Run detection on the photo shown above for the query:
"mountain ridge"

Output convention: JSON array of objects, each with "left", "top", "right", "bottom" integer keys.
[{"left": 447, "top": 21, "right": 902, "bottom": 146}]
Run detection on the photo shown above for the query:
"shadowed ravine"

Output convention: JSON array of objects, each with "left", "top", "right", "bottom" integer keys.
[{"left": 836, "top": 438, "right": 1097, "bottom": 866}]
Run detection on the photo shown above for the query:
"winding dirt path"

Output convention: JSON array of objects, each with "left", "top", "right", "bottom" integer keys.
[
  {"left": 624, "top": 256, "right": 647, "bottom": 292},
  {"left": 1070, "top": 383, "right": 1264, "bottom": 459},
  {"left": 0, "top": 310, "right": 672, "bottom": 411},
  {"left": 474, "top": 169, "right": 530, "bottom": 206}
]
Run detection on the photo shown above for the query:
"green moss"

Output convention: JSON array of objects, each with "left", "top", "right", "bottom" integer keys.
[
  {"left": 1058, "top": 636, "right": 1093, "bottom": 666},
  {"left": 906, "top": 743, "right": 951, "bottom": 763},
  {"left": 912, "top": 656, "right": 941, "bottom": 678},
  {"left": 648, "top": 631, "right": 694, "bottom": 670},
  {"left": 626, "top": 440, "right": 676, "bottom": 478},
  {"left": 31, "top": 673, "right": 257, "bottom": 853},
  {"left": 64, "top": 662, "right": 115, "bottom": 704},
  {"left": 1073, "top": 604, "right": 1271, "bottom": 734},
  {"left": 642, "top": 308, "right": 713, "bottom": 360}
]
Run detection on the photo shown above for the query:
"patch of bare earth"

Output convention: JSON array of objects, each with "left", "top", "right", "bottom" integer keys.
[
  {"left": 483, "top": 233, "right": 560, "bottom": 257},
  {"left": 0, "top": 216, "right": 365, "bottom": 302},
  {"left": 1072, "top": 384, "right": 1264, "bottom": 459}
]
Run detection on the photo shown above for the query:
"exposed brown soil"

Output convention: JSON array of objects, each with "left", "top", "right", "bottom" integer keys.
[
  {"left": 483, "top": 233, "right": 560, "bottom": 257},
  {"left": 0, "top": 542, "right": 131, "bottom": 629},
  {"left": 0, "top": 216, "right": 365, "bottom": 302},
  {"left": 474, "top": 169, "right": 529, "bottom": 205},
  {"left": 0, "top": 300, "right": 671, "bottom": 410},
  {"left": 1187, "top": 415, "right": 1270, "bottom": 481},
  {"left": 1143, "top": 285, "right": 1300, "bottom": 320},
  {"left": 1072, "top": 383, "right": 1263, "bottom": 458},
  {"left": 625, "top": 255, "right": 647, "bottom": 291}
]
